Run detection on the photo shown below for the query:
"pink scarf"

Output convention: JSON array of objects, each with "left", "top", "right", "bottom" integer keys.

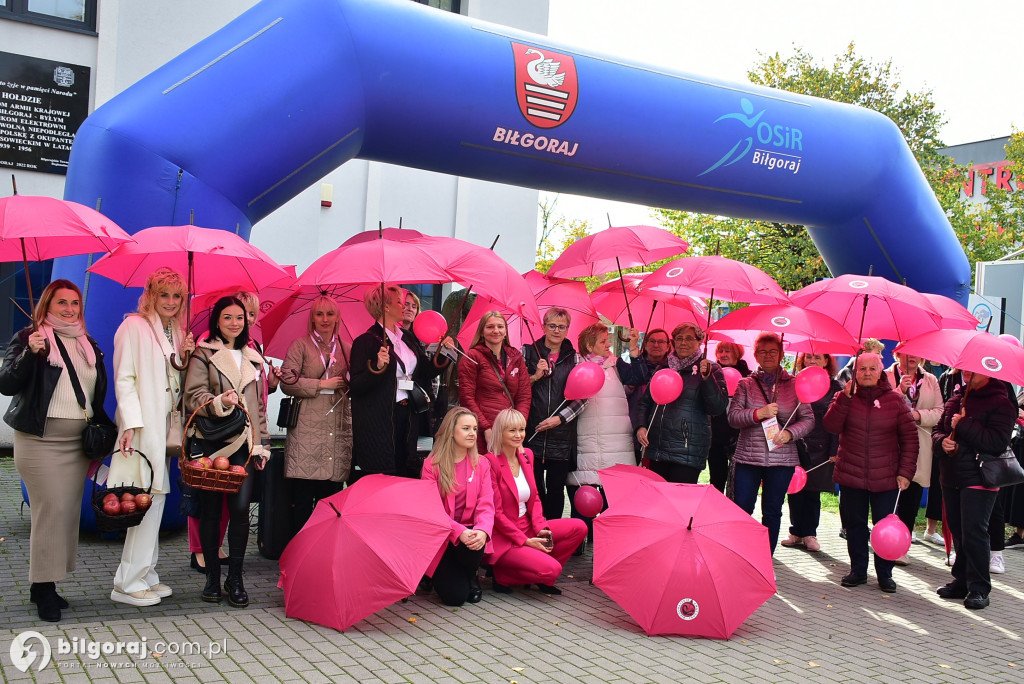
[{"left": 42, "top": 313, "right": 96, "bottom": 368}]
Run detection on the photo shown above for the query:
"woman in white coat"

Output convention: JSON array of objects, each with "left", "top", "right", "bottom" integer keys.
[
  {"left": 108, "top": 267, "right": 193, "bottom": 606},
  {"left": 567, "top": 323, "right": 645, "bottom": 547}
]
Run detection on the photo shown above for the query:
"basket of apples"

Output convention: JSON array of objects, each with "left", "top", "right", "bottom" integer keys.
[
  {"left": 91, "top": 449, "right": 154, "bottom": 532},
  {"left": 179, "top": 399, "right": 253, "bottom": 494}
]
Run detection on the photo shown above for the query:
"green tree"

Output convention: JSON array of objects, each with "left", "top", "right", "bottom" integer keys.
[
  {"left": 535, "top": 200, "right": 598, "bottom": 288},
  {"left": 975, "top": 130, "right": 1024, "bottom": 262},
  {"left": 657, "top": 42, "right": 1009, "bottom": 287}
]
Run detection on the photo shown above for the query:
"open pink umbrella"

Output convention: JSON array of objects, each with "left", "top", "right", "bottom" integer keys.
[
  {"left": 188, "top": 267, "right": 297, "bottom": 347},
  {"left": 708, "top": 304, "right": 860, "bottom": 355},
  {"left": 597, "top": 464, "right": 666, "bottom": 507},
  {"left": 643, "top": 256, "right": 791, "bottom": 306},
  {"left": 594, "top": 481, "right": 775, "bottom": 638},
  {"left": 920, "top": 293, "right": 981, "bottom": 331},
  {"left": 789, "top": 275, "right": 943, "bottom": 342},
  {"left": 456, "top": 270, "right": 598, "bottom": 349},
  {"left": 278, "top": 474, "right": 451, "bottom": 632},
  {"left": 591, "top": 273, "right": 707, "bottom": 334},
  {"left": 1, "top": 194, "right": 133, "bottom": 311},
  {"left": 259, "top": 283, "right": 374, "bottom": 358},
  {"left": 894, "top": 329, "right": 1024, "bottom": 386}
]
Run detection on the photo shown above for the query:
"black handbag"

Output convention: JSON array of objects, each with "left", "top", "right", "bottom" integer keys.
[
  {"left": 53, "top": 336, "right": 117, "bottom": 461},
  {"left": 194, "top": 408, "right": 247, "bottom": 442},
  {"left": 977, "top": 445, "right": 1024, "bottom": 488},
  {"left": 277, "top": 397, "right": 301, "bottom": 429},
  {"left": 409, "top": 384, "right": 431, "bottom": 414}
]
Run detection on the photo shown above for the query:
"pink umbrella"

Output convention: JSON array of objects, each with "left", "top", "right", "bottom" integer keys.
[
  {"left": 188, "top": 267, "right": 297, "bottom": 347},
  {"left": 278, "top": 474, "right": 451, "bottom": 632},
  {"left": 1, "top": 194, "right": 133, "bottom": 311},
  {"left": 788, "top": 275, "right": 943, "bottom": 342},
  {"left": 708, "top": 304, "right": 860, "bottom": 355},
  {"left": 920, "top": 293, "right": 981, "bottom": 331},
  {"left": 594, "top": 481, "right": 775, "bottom": 638},
  {"left": 643, "top": 256, "right": 791, "bottom": 306},
  {"left": 456, "top": 270, "right": 598, "bottom": 349},
  {"left": 894, "top": 329, "right": 1024, "bottom": 386},
  {"left": 597, "top": 464, "right": 666, "bottom": 507},
  {"left": 591, "top": 273, "right": 707, "bottom": 334},
  {"left": 547, "top": 224, "right": 688, "bottom": 330},
  {"left": 259, "top": 284, "right": 374, "bottom": 358}
]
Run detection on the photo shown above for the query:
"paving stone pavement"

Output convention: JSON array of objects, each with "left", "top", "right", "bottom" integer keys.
[{"left": 1, "top": 456, "right": 1022, "bottom": 683}]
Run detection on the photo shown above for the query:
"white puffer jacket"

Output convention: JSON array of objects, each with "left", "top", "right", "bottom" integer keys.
[{"left": 569, "top": 358, "right": 636, "bottom": 486}]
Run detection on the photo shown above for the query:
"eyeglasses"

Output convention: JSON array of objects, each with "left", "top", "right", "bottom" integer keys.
[
  {"left": 546, "top": 323, "right": 568, "bottom": 332},
  {"left": 755, "top": 349, "right": 780, "bottom": 357},
  {"left": 646, "top": 339, "right": 669, "bottom": 345},
  {"left": 673, "top": 336, "right": 699, "bottom": 343}
]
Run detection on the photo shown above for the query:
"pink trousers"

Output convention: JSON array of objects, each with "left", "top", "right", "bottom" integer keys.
[
  {"left": 492, "top": 517, "right": 587, "bottom": 586},
  {"left": 187, "top": 498, "right": 229, "bottom": 553}
]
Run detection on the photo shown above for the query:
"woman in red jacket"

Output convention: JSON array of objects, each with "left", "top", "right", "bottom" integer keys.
[
  {"left": 823, "top": 353, "right": 918, "bottom": 593},
  {"left": 484, "top": 409, "right": 586, "bottom": 595},
  {"left": 458, "top": 312, "right": 531, "bottom": 451}
]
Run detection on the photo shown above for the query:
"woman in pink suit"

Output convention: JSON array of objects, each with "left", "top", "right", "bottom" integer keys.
[
  {"left": 484, "top": 409, "right": 587, "bottom": 595},
  {"left": 421, "top": 407, "right": 495, "bottom": 606}
]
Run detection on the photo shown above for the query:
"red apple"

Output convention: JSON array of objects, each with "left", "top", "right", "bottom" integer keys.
[
  {"left": 103, "top": 499, "right": 121, "bottom": 516},
  {"left": 120, "top": 491, "right": 135, "bottom": 504},
  {"left": 120, "top": 500, "right": 137, "bottom": 515},
  {"left": 103, "top": 492, "right": 118, "bottom": 505},
  {"left": 135, "top": 493, "right": 152, "bottom": 510},
  {"left": 228, "top": 465, "right": 247, "bottom": 475},
  {"left": 213, "top": 456, "right": 231, "bottom": 471},
  {"left": 198, "top": 457, "right": 213, "bottom": 470}
]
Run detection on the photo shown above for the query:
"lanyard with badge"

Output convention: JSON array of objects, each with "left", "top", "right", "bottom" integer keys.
[
  {"left": 754, "top": 377, "right": 783, "bottom": 452},
  {"left": 311, "top": 333, "right": 337, "bottom": 394}
]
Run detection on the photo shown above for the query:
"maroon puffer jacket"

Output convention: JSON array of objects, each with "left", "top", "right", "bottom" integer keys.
[
  {"left": 458, "top": 343, "right": 531, "bottom": 433},
  {"left": 823, "top": 372, "right": 918, "bottom": 492}
]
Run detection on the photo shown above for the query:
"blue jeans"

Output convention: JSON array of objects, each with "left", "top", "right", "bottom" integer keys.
[{"left": 733, "top": 463, "right": 795, "bottom": 554}]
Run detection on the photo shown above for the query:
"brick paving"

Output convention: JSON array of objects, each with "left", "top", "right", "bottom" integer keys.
[{"left": 1, "top": 456, "right": 1022, "bottom": 683}]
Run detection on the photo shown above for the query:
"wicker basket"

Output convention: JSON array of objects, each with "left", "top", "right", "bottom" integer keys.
[
  {"left": 92, "top": 450, "right": 153, "bottom": 533},
  {"left": 180, "top": 399, "right": 253, "bottom": 494}
]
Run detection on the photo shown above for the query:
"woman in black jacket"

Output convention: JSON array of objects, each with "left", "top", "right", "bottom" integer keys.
[
  {"left": 522, "top": 307, "right": 585, "bottom": 520},
  {"left": 350, "top": 284, "right": 449, "bottom": 479},
  {"left": 0, "top": 280, "right": 114, "bottom": 622},
  {"left": 933, "top": 369, "right": 1017, "bottom": 610}
]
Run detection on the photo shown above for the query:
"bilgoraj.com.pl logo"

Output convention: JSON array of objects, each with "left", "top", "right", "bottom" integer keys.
[
  {"left": 9, "top": 631, "right": 52, "bottom": 672},
  {"left": 9, "top": 631, "right": 227, "bottom": 672}
]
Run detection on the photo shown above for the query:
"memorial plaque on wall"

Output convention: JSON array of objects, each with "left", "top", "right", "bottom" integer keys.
[{"left": 0, "top": 51, "right": 91, "bottom": 175}]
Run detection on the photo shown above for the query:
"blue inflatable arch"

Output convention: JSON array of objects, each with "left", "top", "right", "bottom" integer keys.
[{"left": 57, "top": 0, "right": 971, "bottom": 351}]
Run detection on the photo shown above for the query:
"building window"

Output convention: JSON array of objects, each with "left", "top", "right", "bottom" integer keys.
[
  {"left": 0, "top": 0, "right": 97, "bottom": 34},
  {"left": 411, "top": 0, "right": 461, "bottom": 14}
]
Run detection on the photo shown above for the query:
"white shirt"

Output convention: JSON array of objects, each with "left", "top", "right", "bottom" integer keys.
[
  {"left": 385, "top": 326, "right": 417, "bottom": 403},
  {"left": 513, "top": 467, "right": 530, "bottom": 518}
]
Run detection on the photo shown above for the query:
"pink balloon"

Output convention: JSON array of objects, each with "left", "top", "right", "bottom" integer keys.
[
  {"left": 564, "top": 361, "right": 605, "bottom": 400},
  {"left": 574, "top": 485, "right": 604, "bottom": 518},
  {"left": 649, "top": 368, "right": 683, "bottom": 405},
  {"left": 721, "top": 366, "right": 741, "bottom": 396},
  {"left": 870, "top": 513, "right": 912, "bottom": 561},
  {"left": 412, "top": 310, "right": 448, "bottom": 344},
  {"left": 795, "top": 366, "right": 831, "bottom": 404},
  {"left": 998, "top": 333, "right": 1023, "bottom": 349},
  {"left": 787, "top": 466, "right": 807, "bottom": 494}
]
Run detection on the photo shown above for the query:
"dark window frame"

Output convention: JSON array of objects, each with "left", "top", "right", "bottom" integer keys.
[
  {"left": 411, "top": 0, "right": 462, "bottom": 14},
  {"left": 0, "top": 0, "right": 98, "bottom": 36}
]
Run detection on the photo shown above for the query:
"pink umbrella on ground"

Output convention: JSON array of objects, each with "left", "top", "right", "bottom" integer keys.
[
  {"left": 598, "top": 464, "right": 666, "bottom": 507},
  {"left": 457, "top": 270, "right": 598, "bottom": 349},
  {"left": 278, "top": 474, "right": 451, "bottom": 632},
  {"left": 594, "top": 481, "right": 775, "bottom": 638},
  {"left": 894, "top": 329, "right": 1024, "bottom": 386}
]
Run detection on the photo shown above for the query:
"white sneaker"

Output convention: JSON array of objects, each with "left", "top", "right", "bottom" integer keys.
[
  {"left": 111, "top": 589, "right": 161, "bottom": 607},
  {"left": 946, "top": 552, "right": 956, "bottom": 567},
  {"left": 990, "top": 552, "right": 1006, "bottom": 574},
  {"left": 149, "top": 583, "right": 173, "bottom": 598},
  {"left": 923, "top": 531, "right": 945, "bottom": 545},
  {"left": 910, "top": 531, "right": 919, "bottom": 544}
]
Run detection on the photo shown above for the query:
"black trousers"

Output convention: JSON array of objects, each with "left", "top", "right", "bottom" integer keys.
[
  {"left": 925, "top": 463, "right": 944, "bottom": 521},
  {"left": 787, "top": 489, "right": 822, "bottom": 538},
  {"left": 288, "top": 478, "right": 344, "bottom": 536},
  {"left": 432, "top": 541, "right": 484, "bottom": 606},
  {"left": 648, "top": 459, "right": 701, "bottom": 484},
  {"left": 706, "top": 439, "right": 732, "bottom": 493},
  {"left": 896, "top": 481, "right": 924, "bottom": 535},
  {"left": 988, "top": 493, "right": 1005, "bottom": 552},
  {"left": 943, "top": 486, "right": 998, "bottom": 595},
  {"left": 199, "top": 443, "right": 256, "bottom": 563},
  {"left": 839, "top": 486, "right": 898, "bottom": 580},
  {"left": 534, "top": 457, "right": 571, "bottom": 520}
]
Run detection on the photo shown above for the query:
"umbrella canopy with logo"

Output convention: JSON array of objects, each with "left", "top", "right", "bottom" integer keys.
[
  {"left": 643, "top": 256, "right": 791, "bottom": 306},
  {"left": 259, "top": 283, "right": 374, "bottom": 358},
  {"left": 591, "top": 273, "right": 707, "bottom": 335},
  {"left": 708, "top": 304, "right": 860, "bottom": 355},
  {"left": 894, "top": 329, "right": 1024, "bottom": 386},
  {"left": 188, "top": 267, "right": 297, "bottom": 348},
  {"left": 547, "top": 225, "right": 689, "bottom": 280},
  {"left": 277, "top": 474, "right": 451, "bottom": 632},
  {"left": 594, "top": 481, "right": 775, "bottom": 638}
]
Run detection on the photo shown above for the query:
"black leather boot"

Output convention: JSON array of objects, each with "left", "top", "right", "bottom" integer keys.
[
  {"left": 202, "top": 558, "right": 222, "bottom": 603},
  {"left": 30, "top": 582, "right": 69, "bottom": 609},
  {"left": 224, "top": 558, "right": 248, "bottom": 607},
  {"left": 32, "top": 583, "right": 61, "bottom": 622}
]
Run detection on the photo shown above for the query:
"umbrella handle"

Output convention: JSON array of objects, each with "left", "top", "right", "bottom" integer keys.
[
  {"left": 432, "top": 344, "right": 453, "bottom": 369},
  {"left": 367, "top": 358, "right": 388, "bottom": 375},
  {"left": 170, "top": 351, "right": 190, "bottom": 371}
]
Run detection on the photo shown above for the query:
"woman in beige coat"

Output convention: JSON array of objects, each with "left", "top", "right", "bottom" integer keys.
[
  {"left": 109, "top": 267, "right": 193, "bottom": 607},
  {"left": 184, "top": 296, "right": 270, "bottom": 607},
  {"left": 280, "top": 295, "right": 353, "bottom": 534},
  {"left": 885, "top": 352, "right": 943, "bottom": 564}
]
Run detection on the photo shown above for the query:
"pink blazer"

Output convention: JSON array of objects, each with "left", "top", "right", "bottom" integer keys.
[
  {"left": 421, "top": 454, "right": 495, "bottom": 553},
  {"left": 484, "top": 448, "right": 548, "bottom": 563}
]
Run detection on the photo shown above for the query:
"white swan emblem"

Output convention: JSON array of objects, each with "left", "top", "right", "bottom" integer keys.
[{"left": 525, "top": 49, "right": 565, "bottom": 88}]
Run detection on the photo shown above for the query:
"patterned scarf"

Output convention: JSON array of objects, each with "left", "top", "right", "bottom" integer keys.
[
  {"left": 666, "top": 349, "right": 703, "bottom": 374},
  {"left": 42, "top": 313, "right": 96, "bottom": 368}
]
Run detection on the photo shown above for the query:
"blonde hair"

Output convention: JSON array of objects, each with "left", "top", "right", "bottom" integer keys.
[
  {"left": 136, "top": 267, "right": 187, "bottom": 333},
  {"left": 404, "top": 291, "right": 421, "bottom": 314},
  {"left": 470, "top": 311, "right": 510, "bottom": 348},
  {"left": 234, "top": 291, "right": 260, "bottom": 318},
  {"left": 307, "top": 295, "right": 340, "bottom": 337},
  {"left": 428, "top": 407, "right": 479, "bottom": 496},
  {"left": 363, "top": 283, "right": 405, "bottom": 320},
  {"left": 487, "top": 408, "right": 527, "bottom": 455},
  {"left": 861, "top": 338, "right": 884, "bottom": 355},
  {"left": 34, "top": 279, "right": 86, "bottom": 331}
]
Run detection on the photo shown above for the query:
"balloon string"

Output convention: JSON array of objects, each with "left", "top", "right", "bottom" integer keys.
[
  {"left": 803, "top": 459, "right": 831, "bottom": 474},
  {"left": 892, "top": 487, "right": 902, "bottom": 515},
  {"left": 639, "top": 404, "right": 661, "bottom": 458},
  {"left": 528, "top": 399, "right": 567, "bottom": 443},
  {"left": 778, "top": 404, "right": 800, "bottom": 434}
]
